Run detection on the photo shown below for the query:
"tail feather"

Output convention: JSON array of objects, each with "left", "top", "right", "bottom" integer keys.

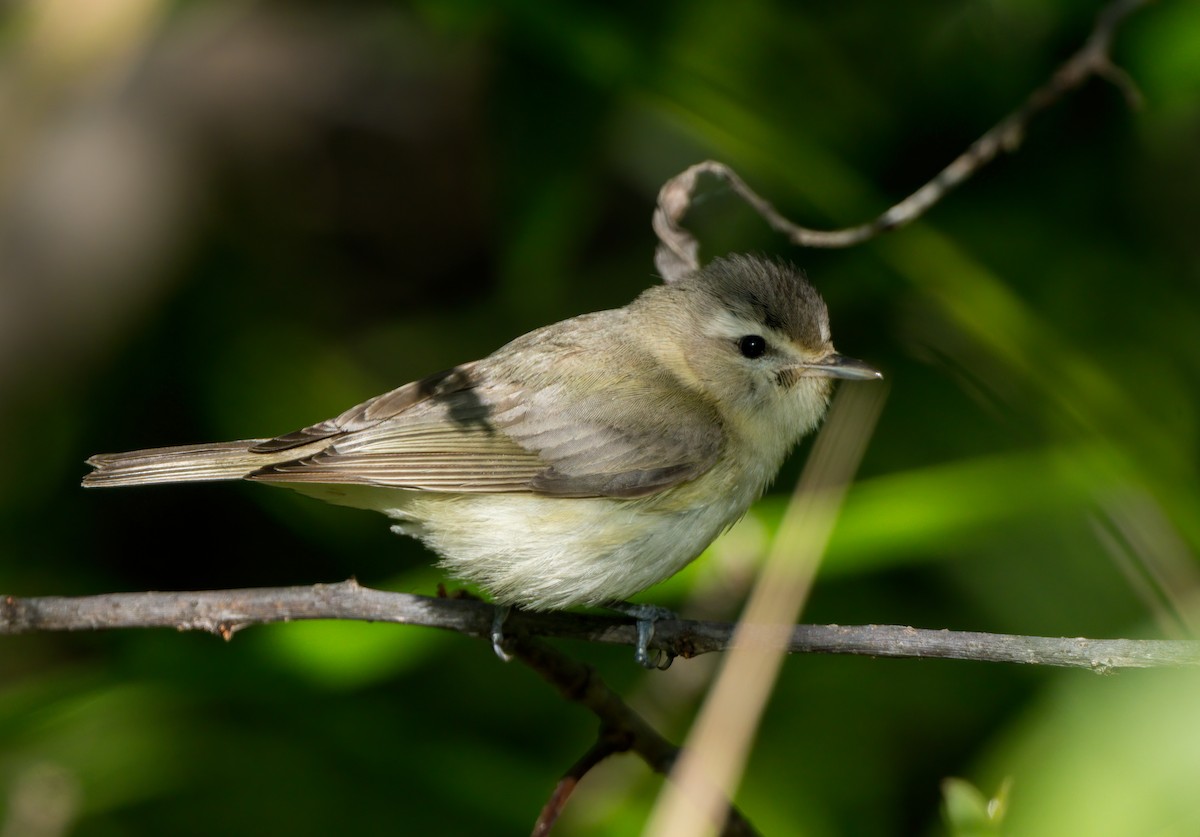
[{"left": 83, "top": 439, "right": 277, "bottom": 487}]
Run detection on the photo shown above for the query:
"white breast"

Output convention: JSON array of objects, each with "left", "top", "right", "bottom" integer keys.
[{"left": 382, "top": 484, "right": 756, "bottom": 609}]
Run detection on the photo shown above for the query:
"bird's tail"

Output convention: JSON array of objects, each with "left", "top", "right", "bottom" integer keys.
[{"left": 82, "top": 440, "right": 278, "bottom": 487}]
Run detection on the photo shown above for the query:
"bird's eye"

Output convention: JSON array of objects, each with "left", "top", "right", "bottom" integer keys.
[{"left": 738, "top": 335, "right": 767, "bottom": 359}]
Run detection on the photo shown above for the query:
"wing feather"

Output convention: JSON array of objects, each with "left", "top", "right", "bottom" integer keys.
[{"left": 247, "top": 317, "right": 724, "bottom": 498}]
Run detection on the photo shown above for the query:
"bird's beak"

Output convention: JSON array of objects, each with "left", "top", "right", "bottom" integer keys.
[{"left": 801, "top": 353, "right": 883, "bottom": 381}]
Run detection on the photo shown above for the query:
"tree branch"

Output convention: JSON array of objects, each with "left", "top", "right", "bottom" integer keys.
[
  {"left": 4, "top": 580, "right": 1197, "bottom": 671},
  {"left": 6, "top": 578, "right": 1192, "bottom": 834},
  {"left": 531, "top": 731, "right": 633, "bottom": 837},
  {"left": 653, "top": 0, "right": 1150, "bottom": 281},
  {"left": 515, "top": 637, "right": 759, "bottom": 837}
]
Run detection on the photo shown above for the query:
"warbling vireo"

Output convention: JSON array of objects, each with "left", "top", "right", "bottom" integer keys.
[{"left": 83, "top": 254, "right": 881, "bottom": 664}]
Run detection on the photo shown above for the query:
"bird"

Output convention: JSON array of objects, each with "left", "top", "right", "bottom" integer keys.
[{"left": 83, "top": 254, "right": 881, "bottom": 665}]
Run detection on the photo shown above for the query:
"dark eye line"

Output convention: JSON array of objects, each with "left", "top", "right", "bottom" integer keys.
[{"left": 737, "top": 335, "right": 768, "bottom": 359}]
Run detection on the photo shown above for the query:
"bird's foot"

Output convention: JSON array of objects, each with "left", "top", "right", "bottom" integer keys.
[
  {"left": 607, "top": 602, "right": 677, "bottom": 670},
  {"left": 491, "top": 604, "right": 514, "bottom": 662}
]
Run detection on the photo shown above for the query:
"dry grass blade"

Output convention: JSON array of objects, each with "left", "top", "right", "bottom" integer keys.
[{"left": 645, "top": 382, "right": 887, "bottom": 837}]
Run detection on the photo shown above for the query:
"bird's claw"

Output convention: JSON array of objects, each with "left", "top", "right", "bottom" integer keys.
[
  {"left": 491, "top": 604, "right": 513, "bottom": 662},
  {"left": 610, "top": 602, "right": 676, "bottom": 670}
]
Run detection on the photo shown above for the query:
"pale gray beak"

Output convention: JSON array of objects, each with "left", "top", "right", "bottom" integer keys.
[{"left": 802, "top": 353, "right": 883, "bottom": 381}]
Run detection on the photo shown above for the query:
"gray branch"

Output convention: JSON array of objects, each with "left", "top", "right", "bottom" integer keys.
[{"left": 4, "top": 580, "right": 1196, "bottom": 671}]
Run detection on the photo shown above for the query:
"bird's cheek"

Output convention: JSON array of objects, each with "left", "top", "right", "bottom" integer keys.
[
  {"left": 789, "top": 375, "right": 833, "bottom": 403},
  {"left": 774, "top": 368, "right": 800, "bottom": 388}
]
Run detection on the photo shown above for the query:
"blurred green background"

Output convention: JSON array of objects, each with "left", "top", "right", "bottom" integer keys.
[{"left": 1, "top": 0, "right": 1198, "bottom": 834}]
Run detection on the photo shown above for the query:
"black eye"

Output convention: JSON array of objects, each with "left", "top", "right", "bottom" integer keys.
[{"left": 738, "top": 335, "right": 767, "bottom": 359}]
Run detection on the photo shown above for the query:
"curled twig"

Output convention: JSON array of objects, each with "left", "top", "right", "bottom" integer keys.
[{"left": 652, "top": 0, "right": 1150, "bottom": 281}]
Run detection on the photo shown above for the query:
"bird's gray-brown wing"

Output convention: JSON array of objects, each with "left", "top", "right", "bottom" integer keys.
[
  {"left": 247, "top": 364, "right": 544, "bottom": 493},
  {"left": 250, "top": 351, "right": 724, "bottom": 499}
]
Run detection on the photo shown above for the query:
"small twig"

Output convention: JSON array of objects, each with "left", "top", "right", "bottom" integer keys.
[
  {"left": 512, "top": 637, "right": 759, "bottom": 837},
  {"left": 2, "top": 582, "right": 1197, "bottom": 670},
  {"left": 531, "top": 731, "right": 632, "bottom": 837},
  {"left": 653, "top": 0, "right": 1150, "bottom": 281}
]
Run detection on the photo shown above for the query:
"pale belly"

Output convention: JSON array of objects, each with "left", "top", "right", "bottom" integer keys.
[
  {"left": 389, "top": 490, "right": 750, "bottom": 609},
  {"left": 289, "top": 480, "right": 759, "bottom": 609}
]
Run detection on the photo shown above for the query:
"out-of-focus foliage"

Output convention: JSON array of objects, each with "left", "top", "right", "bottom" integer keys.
[{"left": 1, "top": 0, "right": 1197, "bottom": 834}]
